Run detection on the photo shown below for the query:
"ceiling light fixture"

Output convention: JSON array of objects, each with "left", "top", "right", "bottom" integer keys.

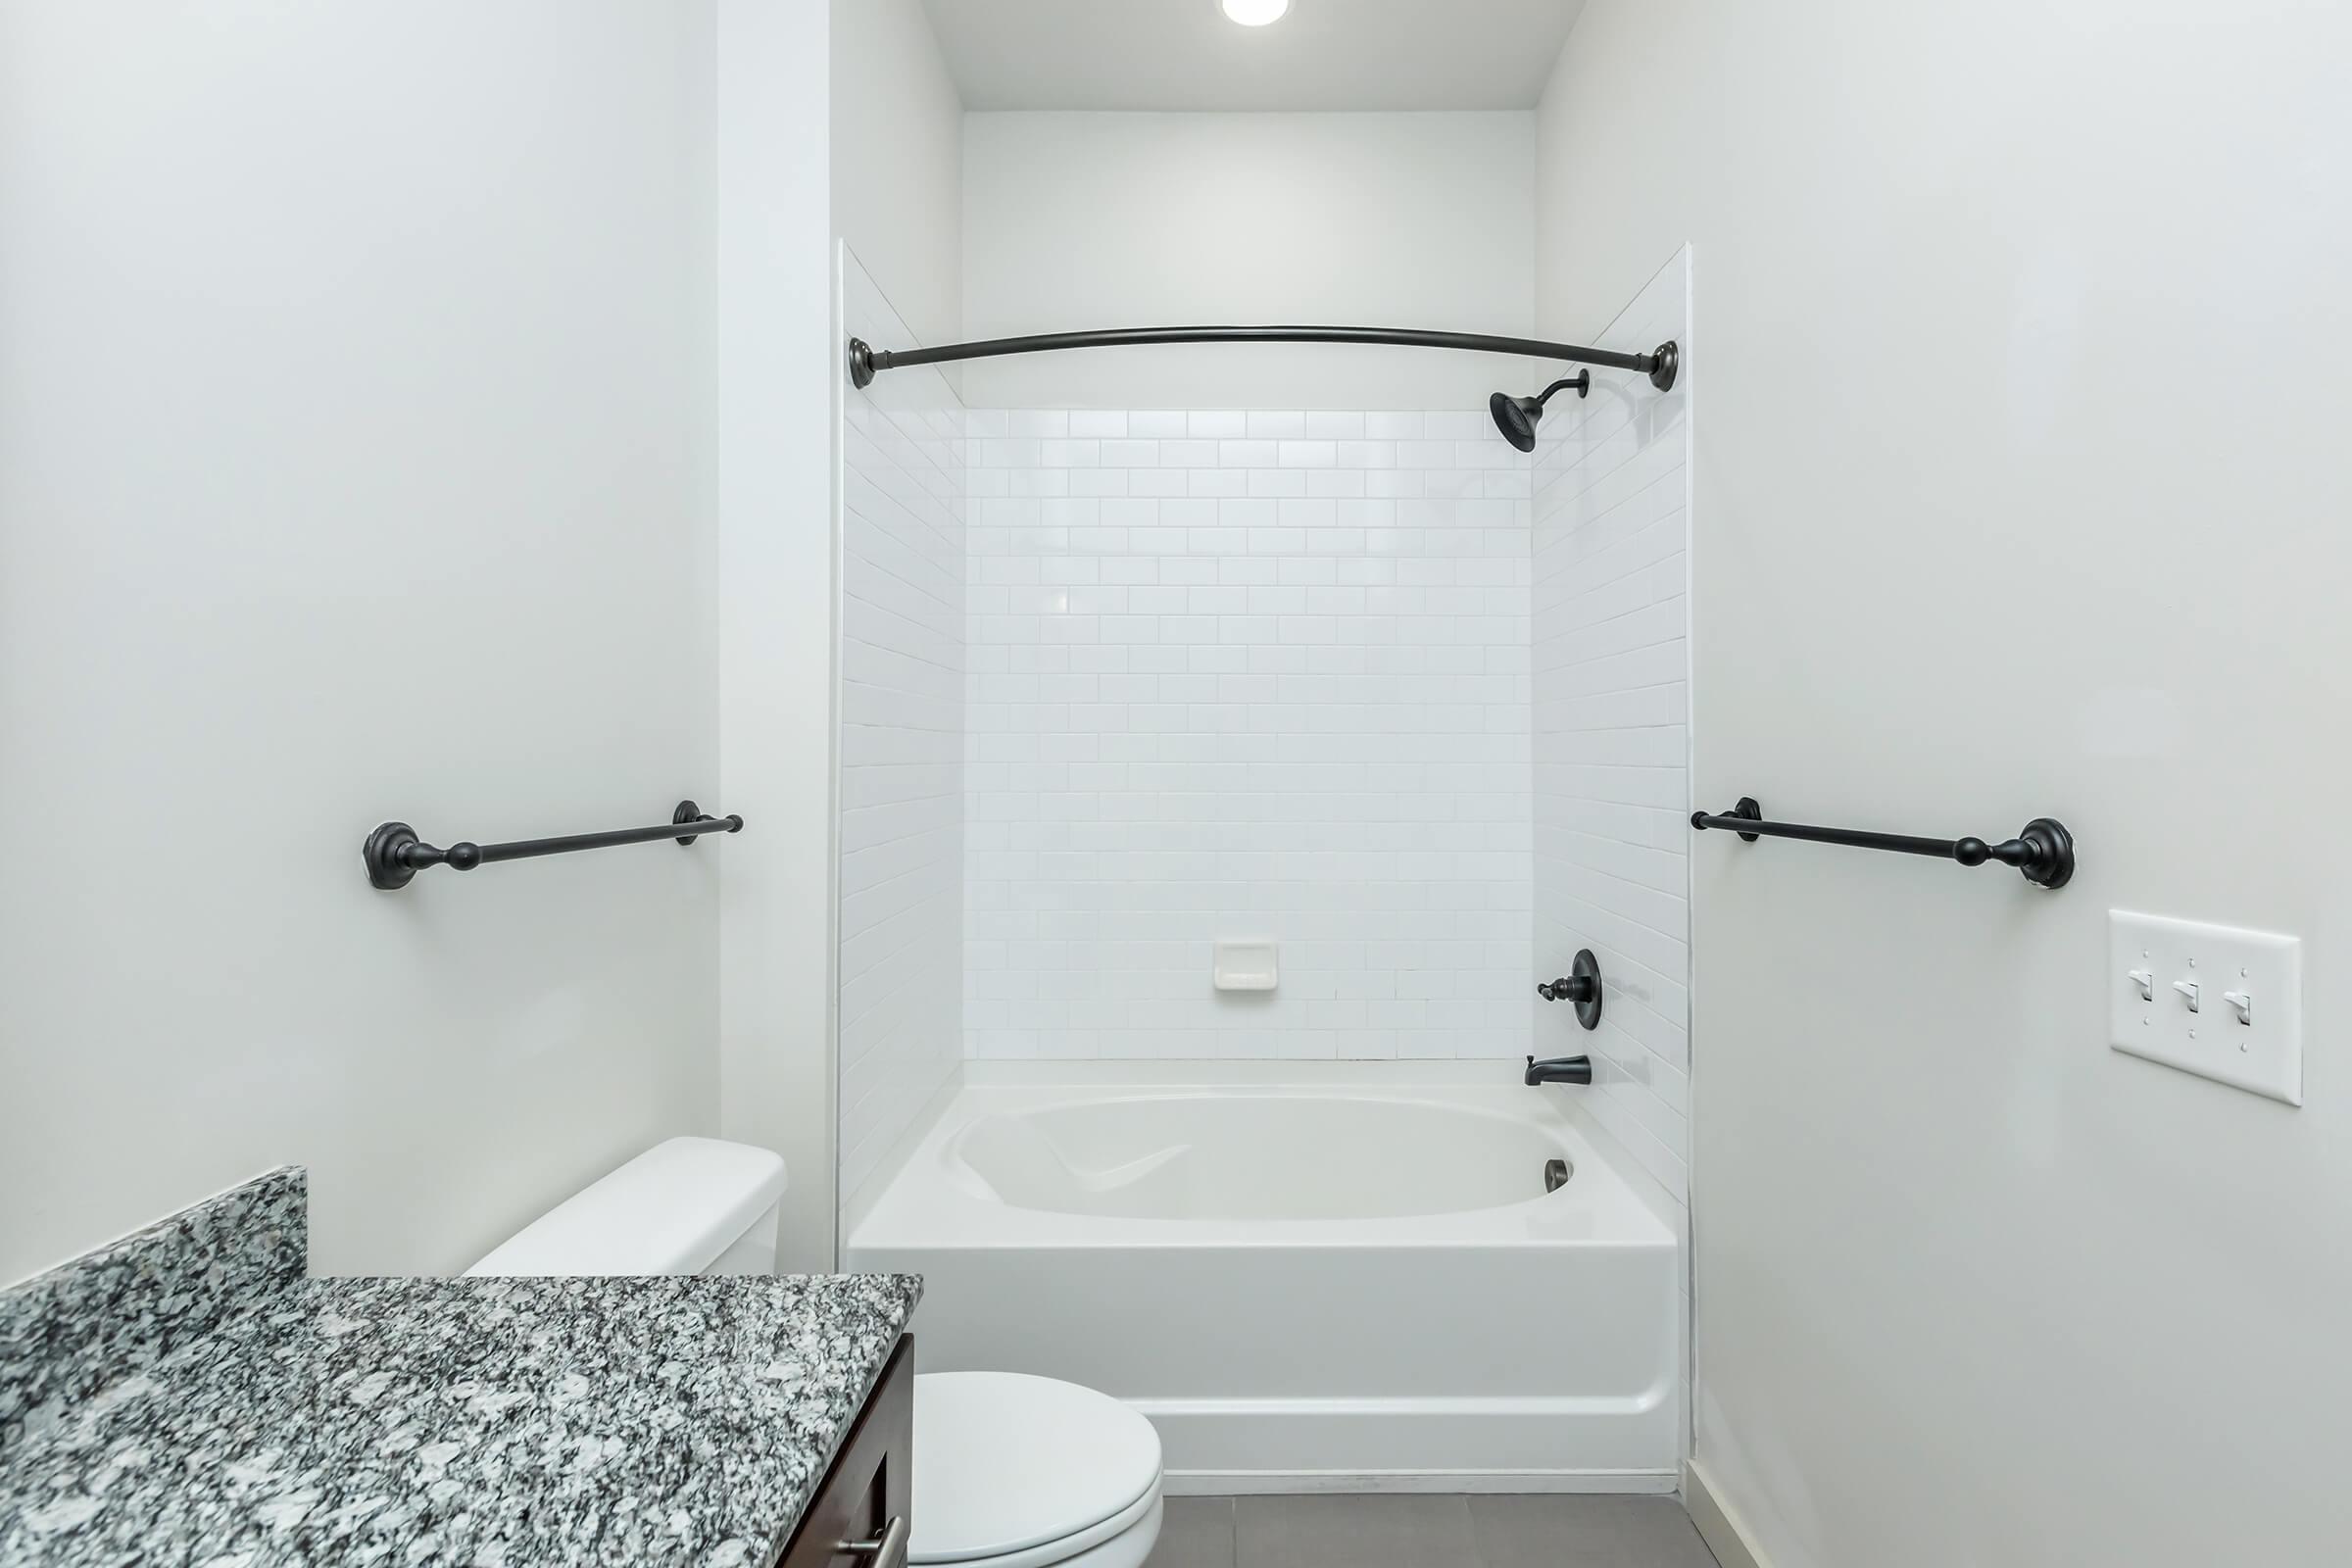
[{"left": 1220, "top": 0, "right": 1291, "bottom": 25}]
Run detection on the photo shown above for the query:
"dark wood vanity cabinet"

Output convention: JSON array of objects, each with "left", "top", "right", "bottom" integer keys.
[{"left": 775, "top": 1335, "right": 914, "bottom": 1568}]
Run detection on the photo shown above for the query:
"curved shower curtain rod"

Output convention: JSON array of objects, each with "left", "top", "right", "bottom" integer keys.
[{"left": 846, "top": 325, "right": 1680, "bottom": 394}]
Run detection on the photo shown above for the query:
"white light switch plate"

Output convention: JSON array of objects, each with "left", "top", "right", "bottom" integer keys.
[{"left": 2109, "top": 910, "right": 2302, "bottom": 1105}]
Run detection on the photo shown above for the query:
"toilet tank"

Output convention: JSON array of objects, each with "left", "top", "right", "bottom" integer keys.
[{"left": 466, "top": 1136, "right": 788, "bottom": 1277}]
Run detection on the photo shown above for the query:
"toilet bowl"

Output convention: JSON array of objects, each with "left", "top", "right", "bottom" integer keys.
[
  {"left": 909, "top": 1372, "right": 1163, "bottom": 1568},
  {"left": 471, "top": 1138, "right": 1166, "bottom": 1568}
]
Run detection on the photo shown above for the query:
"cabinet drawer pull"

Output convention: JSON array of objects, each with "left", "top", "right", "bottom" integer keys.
[{"left": 839, "top": 1515, "right": 909, "bottom": 1568}]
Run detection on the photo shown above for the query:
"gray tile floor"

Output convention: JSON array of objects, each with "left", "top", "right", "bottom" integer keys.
[{"left": 1148, "top": 1494, "right": 1720, "bottom": 1568}]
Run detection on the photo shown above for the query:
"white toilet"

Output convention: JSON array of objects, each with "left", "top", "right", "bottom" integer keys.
[
  {"left": 907, "top": 1372, "right": 1162, "bottom": 1568},
  {"left": 468, "top": 1137, "right": 1164, "bottom": 1568},
  {"left": 466, "top": 1135, "right": 790, "bottom": 1276}
]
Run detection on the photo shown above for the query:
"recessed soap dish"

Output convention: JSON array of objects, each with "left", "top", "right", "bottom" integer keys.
[{"left": 1213, "top": 940, "right": 1278, "bottom": 992}]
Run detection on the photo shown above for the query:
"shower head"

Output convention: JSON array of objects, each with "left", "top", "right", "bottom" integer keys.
[{"left": 1489, "top": 370, "right": 1591, "bottom": 453}]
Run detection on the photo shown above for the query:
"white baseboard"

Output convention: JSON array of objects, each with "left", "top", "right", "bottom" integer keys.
[
  {"left": 1685, "top": 1458, "right": 1771, "bottom": 1568},
  {"left": 1164, "top": 1470, "right": 1680, "bottom": 1497}
]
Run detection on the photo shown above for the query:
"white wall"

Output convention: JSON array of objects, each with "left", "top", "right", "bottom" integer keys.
[
  {"left": 1531, "top": 253, "right": 1690, "bottom": 1203},
  {"left": 826, "top": 0, "right": 966, "bottom": 1237},
  {"left": 961, "top": 113, "right": 1538, "bottom": 410},
  {"left": 838, "top": 253, "right": 965, "bottom": 1207},
  {"left": 715, "top": 0, "right": 839, "bottom": 1273},
  {"left": 0, "top": 0, "right": 720, "bottom": 1281},
  {"left": 832, "top": 0, "right": 963, "bottom": 350},
  {"left": 1539, "top": 4, "right": 2352, "bottom": 1564},
  {"left": 963, "top": 407, "right": 1533, "bottom": 1059}
]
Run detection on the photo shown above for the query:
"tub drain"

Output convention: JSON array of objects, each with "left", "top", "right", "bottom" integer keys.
[{"left": 1544, "top": 1156, "right": 1573, "bottom": 1194}]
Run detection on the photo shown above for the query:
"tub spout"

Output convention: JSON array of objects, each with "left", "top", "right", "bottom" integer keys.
[{"left": 1525, "top": 1054, "right": 1592, "bottom": 1087}]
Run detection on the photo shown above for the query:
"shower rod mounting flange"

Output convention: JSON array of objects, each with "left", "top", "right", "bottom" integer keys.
[{"left": 1647, "top": 340, "right": 1680, "bottom": 392}]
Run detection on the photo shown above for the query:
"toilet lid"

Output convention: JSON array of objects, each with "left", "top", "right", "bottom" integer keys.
[{"left": 909, "top": 1372, "right": 1162, "bottom": 1565}]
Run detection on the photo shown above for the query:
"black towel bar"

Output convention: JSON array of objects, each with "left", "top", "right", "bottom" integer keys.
[
  {"left": 1690, "top": 797, "right": 2073, "bottom": 889},
  {"left": 364, "top": 801, "right": 742, "bottom": 890}
]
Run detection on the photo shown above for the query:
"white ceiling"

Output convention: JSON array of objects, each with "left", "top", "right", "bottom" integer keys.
[{"left": 919, "top": 0, "right": 1588, "bottom": 113}]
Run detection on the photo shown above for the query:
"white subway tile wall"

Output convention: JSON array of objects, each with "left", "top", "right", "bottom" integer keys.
[
  {"left": 1531, "top": 253, "right": 1692, "bottom": 1200},
  {"left": 838, "top": 255, "right": 964, "bottom": 1204},
  {"left": 962, "top": 409, "right": 1535, "bottom": 1059}
]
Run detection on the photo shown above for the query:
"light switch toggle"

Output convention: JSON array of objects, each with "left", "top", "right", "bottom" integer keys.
[
  {"left": 2223, "top": 989, "right": 2253, "bottom": 1024},
  {"left": 2172, "top": 979, "right": 2200, "bottom": 1011},
  {"left": 2127, "top": 968, "right": 2154, "bottom": 1002}
]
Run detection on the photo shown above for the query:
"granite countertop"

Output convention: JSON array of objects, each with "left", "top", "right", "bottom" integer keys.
[{"left": 0, "top": 1171, "right": 919, "bottom": 1567}]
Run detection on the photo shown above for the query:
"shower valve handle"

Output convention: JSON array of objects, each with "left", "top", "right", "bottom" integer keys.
[{"left": 1535, "top": 950, "right": 1605, "bottom": 1030}]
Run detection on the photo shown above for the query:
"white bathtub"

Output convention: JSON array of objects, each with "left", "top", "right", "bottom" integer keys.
[{"left": 844, "top": 1065, "right": 1681, "bottom": 1492}]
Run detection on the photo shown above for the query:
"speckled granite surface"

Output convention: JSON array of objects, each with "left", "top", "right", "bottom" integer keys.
[
  {"left": 0, "top": 1168, "right": 308, "bottom": 1455},
  {"left": 0, "top": 1171, "right": 920, "bottom": 1567}
]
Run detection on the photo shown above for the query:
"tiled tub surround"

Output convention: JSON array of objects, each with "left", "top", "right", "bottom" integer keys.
[
  {"left": 0, "top": 1170, "right": 920, "bottom": 1566},
  {"left": 1531, "top": 253, "right": 1694, "bottom": 1202},
  {"left": 838, "top": 252, "right": 966, "bottom": 1207},
  {"left": 963, "top": 410, "right": 1536, "bottom": 1060}
]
